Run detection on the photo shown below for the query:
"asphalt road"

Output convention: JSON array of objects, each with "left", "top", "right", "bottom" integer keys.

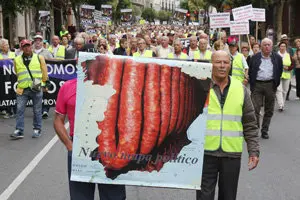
[{"left": 0, "top": 90, "right": 299, "bottom": 200}]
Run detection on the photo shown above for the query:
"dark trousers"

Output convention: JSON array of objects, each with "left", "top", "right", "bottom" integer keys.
[
  {"left": 68, "top": 151, "right": 126, "bottom": 200},
  {"left": 251, "top": 81, "right": 275, "bottom": 134},
  {"left": 296, "top": 68, "right": 300, "bottom": 98},
  {"left": 196, "top": 155, "right": 241, "bottom": 200}
]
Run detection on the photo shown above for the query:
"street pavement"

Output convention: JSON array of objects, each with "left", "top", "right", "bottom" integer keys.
[{"left": 0, "top": 90, "right": 299, "bottom": 200}]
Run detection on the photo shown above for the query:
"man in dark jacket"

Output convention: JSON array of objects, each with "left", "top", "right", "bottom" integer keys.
[{"left": 249, "top": 38, "right": 283, "bottom": 139}]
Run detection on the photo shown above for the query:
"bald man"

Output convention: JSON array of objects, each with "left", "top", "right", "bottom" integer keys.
[
  {"left": 48, "top": 35, "right": 65, "bottom": 60},
  {"left": 183, "top": 36, "right": 200, "bottom": 58},
  {"left": 167, "top": 39, "right": 188, "bottom": 59},
  {"left": 194, "top": 39, "right": 212, "bottom": 60},
  {"left": 197, "top": 50, "right": 259, "bottom": 200}
]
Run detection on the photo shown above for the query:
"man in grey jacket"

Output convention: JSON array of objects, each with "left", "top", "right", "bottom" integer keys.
[
  {"left": 33, "top": 35, "right": 53, "bottom": 60},
  {"left": 197, "top": 50, "right": 260, "bottom": 200}
]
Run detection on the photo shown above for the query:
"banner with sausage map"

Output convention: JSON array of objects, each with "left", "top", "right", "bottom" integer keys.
[{"left": 71, "top": 52, "right": 212, "bottom": 189}]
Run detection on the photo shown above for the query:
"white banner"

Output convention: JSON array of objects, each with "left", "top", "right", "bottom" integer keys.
[
  {"left": 94, "top": 10, "right": 102, "bottom": 20},
  {"left": 232, "top": 4, "right": 253, "bottom": 22},
  {"left": 251, "top": 8, "right": 266, "bottom": 22},
  {"left": 230, "top": 21, "right": 249, "bottom": 35},
  {"left": 209, "top": 13, "right": 230, "bottom": 29}
]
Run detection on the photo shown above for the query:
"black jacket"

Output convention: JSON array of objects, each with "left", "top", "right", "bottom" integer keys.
[
  {"left": 113, "top": 47, "right": 127, "bottom": 56},
  {"left": 248, "top": 52, "right": 283, "bottom": 91}
]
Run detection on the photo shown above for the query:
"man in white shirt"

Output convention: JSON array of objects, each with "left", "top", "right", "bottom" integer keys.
[{"left": 155, "top": 36, "right": 173, "bottom": 58}]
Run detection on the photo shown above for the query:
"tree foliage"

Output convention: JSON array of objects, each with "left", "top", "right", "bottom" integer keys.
[
  {"left": 156, "top": 10, "right": 172, "bottom": 22},
  {"left": 180, "top": 0, "right": 189, "bottom": 10},
  {"left": 141, "top": 8, "right": 156, "bottom": 22}
]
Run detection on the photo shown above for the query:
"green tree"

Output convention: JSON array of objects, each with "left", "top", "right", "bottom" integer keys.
[
  {"left": 141, "top": 8, "right": 156, "bottom": 22},
  {"left": 132, "top": 5, "right": 142, "bottom": 17},
  {"left": 156, "top": 10, "right": 172, "bottom": 23},
  {"left": 180, "top": 0, "right": 189, "bottom": 10}
]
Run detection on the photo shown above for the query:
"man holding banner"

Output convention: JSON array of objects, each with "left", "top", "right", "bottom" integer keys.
[{"left": 197, "top": 50, "right": 259, "bottom": 200}]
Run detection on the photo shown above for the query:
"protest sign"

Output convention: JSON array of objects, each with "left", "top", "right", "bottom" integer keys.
[
  {"left": 71, "top": 53, "right": 212, "bottom": 189},
  {"left": 180, "top": 38, "right": 190, "bottom": 48},
  {"left": 232, "top": 4, "right": 253, "bottom": 22},
  {"left": 0, "top": 59, "right": 77, "bottom": 108},
  {"left": 94, "top": 5, "right": 112, "bottom": 26},
  {"left": 172, "top": 8, "right": 187, "bottom": 25},
  {"left": 251, "top": 8, "right": 266, "bottom": 22},
  {"left": 80, "top": 5, "right": 95, "bottom": 28},
  {"left": 209, "top": 13, "right": 230, "bottom": 29},
  {"left": 230, "top": 21, "right": 250, "bottom": 35},
  {"left": 38, "top": 11, "right": 50, "bottom": 32},
  {"left": 120, "top": 9, "right": 133, "bottom": 26}
]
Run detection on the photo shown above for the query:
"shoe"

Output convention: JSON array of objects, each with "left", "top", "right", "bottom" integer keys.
[
  {"left": 32, "top": 129, "right": 42, "bottom": 138},
  {"left": 3, "top": 113, "right": 10, "bottom": 119},
  {"left": 261, "top": 133, "right": 269, "bottom": 139},
  {"left": 10, "top": 129, "right": 24, "bottom": 140},
  {"left": 278, "top": 106, "right": 284, "bottom": 112},
  {"left": 42, "top": 111, "right": 49, "bottom": 119}
]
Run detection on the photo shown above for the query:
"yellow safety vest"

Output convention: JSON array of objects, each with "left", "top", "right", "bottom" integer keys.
[
  {"left": 167, "top": 52, "right": 188, "bottom": 60},
  {"left": 231, "top": 53, "right": 245, "bottom": 82},
  {"left": 48, "top": 45, "right": 65, "bottom": 60},
  {"left": 281, "top": 53, "right": 292, "bottom": 79},
  {"left": 194, "top": 50, "right": 212, "bottom": 60},
  {"left": 205, "top": 78, "right": 244, "bottom": 153},
  {"left": 133, "top": 50, "right": 153, "bottom": 58},
  {"left": 0, "top": 52, "right": 16, "bottom": 59},
  {"left": 15, "top": 54, "right": 43, "bottom": 89}
]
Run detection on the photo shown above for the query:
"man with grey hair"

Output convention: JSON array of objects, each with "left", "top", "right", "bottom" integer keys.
[
  {"left": 0, "top": 39, "right": 15, "bottom": 59},
  {"left": 183, "top": 36, "right": 200, "bottom": 59},
  {"left": 65, "top": 37, "right": 85, "bottom": 59},
  {"left": 167, "top": 39, "right": 188, "bottom": 59},
  {"left": 33, "top": 35, "right": 53, "bottom": 59},
  {"left": 249, "top": 38, "right": 283, "bottom": 139},
  {"left": 155, "top": 36, "right": 173, "bottom": 58}
]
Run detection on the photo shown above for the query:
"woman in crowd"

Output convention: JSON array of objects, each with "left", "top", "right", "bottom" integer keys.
[
  {"left": 276, "top": 41, "right": 294, "bottom": 111},
  {"left": 61, "top": 35, "right": 72, "bottom": 50},
  {"left": 113, "top": 38, "right": 128, "bottom": 56},
  {"left": 213, "top": 40, "right": 224, "bottom": 51},
  {"left": 247, "top": 42, "right": 260, "bottom": 65}
]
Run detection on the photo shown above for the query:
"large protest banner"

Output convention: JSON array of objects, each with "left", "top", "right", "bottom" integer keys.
[
  {"left": 94, "top": 5, "right": 112, "bottom": 26},
  {"left": 0, "top": 59, "right": 77, "bottom": 108},
  {"left": 209, "top": 13, "right": 230, "bottom": 29},
  {"left": 71, "top": 52, "right": 212, "bottom": 189},
  {"left": 120, "top": 9, "right": 133, "bottom": 26}
]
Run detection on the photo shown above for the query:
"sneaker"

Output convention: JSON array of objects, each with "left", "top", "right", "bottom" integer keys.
[
  {"left": 32, "top": 129, "right": 42, "bottom": 138},
  {"left": 10, "top": 129, "right": 24, "bottom": 140},
  {"left": 278, "top": 106, "right": 284, "bottom": 112},
  {"left": 261, "top": 132, "right": 269, "bottom": 139},
  {"left": 3, "top": 113, "right": 10, "bottom": 119},
  {"left": 42, "top": 111, "right": 49, "bottom": 119}
]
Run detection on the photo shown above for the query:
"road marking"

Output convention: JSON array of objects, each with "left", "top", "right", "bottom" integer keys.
[{"left": 0, "top": 122, "right": 69, "bottom": 200}]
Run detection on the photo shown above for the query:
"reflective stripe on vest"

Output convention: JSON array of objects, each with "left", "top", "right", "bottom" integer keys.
[
  {"left": 231, "top": 53, "right": 245, "bottom": 82},
  {"left": 281, "top": 53, "right": 292, "bottom": 79},
  {"left": 0, "top": 52, "right": 16, "bottom": 59},
  {"left": 48, "top": 45, "right": 65, "bottom": 60},
  {"left": 193, "top": 50, "right": 212, "bottom": 60},
  {"left": 15, "top": 54, "right": 42, "bottom": 89},
  {"left": 133, "top": 50, "right": 153, "bottom": 57},
  {"left": 205, "top": 78, "right": 244, "bottom": 153},
  {"left": 167, "top": 52, "right": 188, "bottom": 59}
]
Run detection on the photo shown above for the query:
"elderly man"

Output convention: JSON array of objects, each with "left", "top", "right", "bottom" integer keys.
[
  {"left": 228, "top": 38, "right": 249, "bottom": 84},
  {"left": 155, "top": 36, "right": 173, "bottom": 58},
  {"left": 33, "top": 35, "right": 53, "bottom": 59},
  {"left": 108, "top": 35, "right": 119, "bottom": 52},
  {"left": 183, "top": 36, "right": 200, "bottom": 58},
  {"left": 11, "top": 39, "right": 48, "bottom": 139},
  {"left": 199, "top": 33, "right": 212, "bottom": 50},
  {"left": 0, "top": 38, "right": 15, "bottom": 59},
  {"left": 167, "top": 39, "right": 188, "bottom": 59},
  {"left": 197, "top": 50, "right": 259, "bottom": 200},
  {"left": 133, "top": 38, "right": 156, "bottom": 57},
  {"left": 48, "top": 35, "right": 65, "bottom": 60},
  {"left": 194, "top": 38, "right": 212, "bottom": 61},
  {"left": 65, "top": 37, "right": 85, "bottom": 59},
  {"left": 249, "top": 38, "right": 283, "bottom": 139}
]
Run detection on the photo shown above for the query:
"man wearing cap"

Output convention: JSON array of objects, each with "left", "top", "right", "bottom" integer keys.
[
  {"left": 48, "top": 35, "right": 66, "bottom": 60},
  {"left": 33, "top": 35, "right": 53, "bottom": 59},
  {"left": 228, "top": 37, "right": 249, "bottom": 84},
  {"left": 10, "top": 39, "right": 48, "bottom": 139},
  {"left": 167, "top": 39, "right": 188, "bottom": 60}
]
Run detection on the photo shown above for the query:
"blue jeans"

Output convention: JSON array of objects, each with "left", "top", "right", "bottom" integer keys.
[
  {"left": 68, "top": 151, "right": 126, "bottom": 200},
  {"left": 16, "top": 88, "right": 43, "bottom": 131}
]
